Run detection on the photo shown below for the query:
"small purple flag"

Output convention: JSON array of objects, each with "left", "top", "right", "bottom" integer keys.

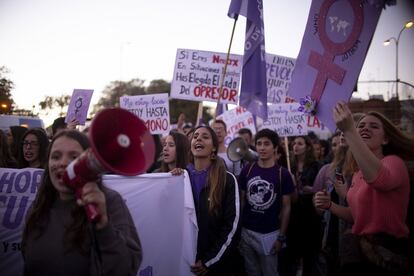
[{"left": 228, "top": 0, "right": 268, "bottom": 119}]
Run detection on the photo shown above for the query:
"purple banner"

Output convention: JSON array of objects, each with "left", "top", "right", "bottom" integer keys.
[
  {"left": 65, "top": 89, "right": 94, "bottom": 125},
  {"left": 287, "top": 0, "right": 384, "bottom": 131},
  {"left": 228, "top": 0, "right": 268, "bottom": 119}
]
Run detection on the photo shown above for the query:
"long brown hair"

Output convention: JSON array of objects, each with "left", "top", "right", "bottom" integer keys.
[
  {"left": 22, "top": 130, "right": 96, "bottom": 254},
  {"left": 0, "top": 129, "right": 16, "bottom": 167},
  {"left": 344, "top": 111, "right": 414, "bottom": 176},
  {"left": 190, "top": 126, "right": 227, "bottom": 215},
  {"left": 159, "top": 131, "right": 190, "bottom": 172},
  {"left": 292, "top": 135, "right": 316, "bottom": 169}
]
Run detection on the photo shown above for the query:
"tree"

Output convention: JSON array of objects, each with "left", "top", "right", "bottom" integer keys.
[
  {"left": 92, "top": 78, "right": 213, "bottom": 125},
  {"left": 91, "top": 78, "right": 146, "bottom": 116},
  {"left": 39, "top": 94, "right": 71, "bottom": 116},
  {"left": 0, "top": 66, "right": 14, "bottom": 114}
]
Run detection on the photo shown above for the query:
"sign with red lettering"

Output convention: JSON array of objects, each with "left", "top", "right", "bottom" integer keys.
[
  {"left": 120, "top": 93, "right": 170, "bottom": 135},
  {"left": 216, "top": 106, "right": 256, "bottom": 146},
  {"left": 171, "top": 49, "right": 242, "bottom": 104}
]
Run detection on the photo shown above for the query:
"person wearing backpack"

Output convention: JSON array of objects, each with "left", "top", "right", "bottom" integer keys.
[{"left": 238, "top": 128, "right": 295, "bottom": 275}]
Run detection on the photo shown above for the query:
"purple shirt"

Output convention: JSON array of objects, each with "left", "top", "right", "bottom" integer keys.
[
  {"left": 187, "top": 163, "right": 209, "bottom": 204},
  {"left": 239, "top": 163, "right": 294, "bottom": 233}
]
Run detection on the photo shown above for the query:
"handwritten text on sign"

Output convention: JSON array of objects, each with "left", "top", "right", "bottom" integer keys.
[
  {"left": 217, "top": 107, "right": 256, "bottom": 146},
  {"left": 0, "top": 168, "right": 43, "bottom": 276},
  {"left": 120, "top": 93, "right": 170, "bottom": 135},
  {"left": 266, "top": 54, "right": 296, "bottom": 104},
  {"left": 261, "top": 103, "right": 308, "bottom": 137},
  {"left": 171, "top": 49, "right": 242, "bottom": 104}
]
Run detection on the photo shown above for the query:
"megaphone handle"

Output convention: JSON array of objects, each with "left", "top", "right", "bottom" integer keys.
[{"left": 75, "top": 188, "right": 101, "bottom": 223}]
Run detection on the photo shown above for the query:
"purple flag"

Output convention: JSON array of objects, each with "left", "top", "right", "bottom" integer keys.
[
  {"left": 288, "top": 0, "right": 384, "bottom": 131},
  {"left": 228, "top": 0, "right": 268, "bottom": 119}
]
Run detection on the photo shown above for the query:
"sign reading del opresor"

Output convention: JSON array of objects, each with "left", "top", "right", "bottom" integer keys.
[
  {"left": 120, "top": 93, "right": 170, "bottom": 135},
  {"left": 171, "top": 48, "right": 242, "bottom": 104}
]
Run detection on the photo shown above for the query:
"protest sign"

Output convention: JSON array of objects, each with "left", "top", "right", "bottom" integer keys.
[
  {"left": 260, "top": 103, "right": 308, "bottom": 137},
  {"left": 65, "top": 89, "right": 94, "bottom": 125},
  {"left": 216, "top": 106, "right": 256, "bottom": 146},
  {"left": 266, "top": 53, "right": 296, "bottom": 104},
  {"left": 288, "top": 0, "right": 384, "bottom": 131},
  {"left": 171, "top": 49, "right": 242, "bottom": 104},
  {"left": 0, "top": 168, "right": 43, "bottom": 276},
  {"left": 120, "top": 93, "right": 170, "bottom": 135}
]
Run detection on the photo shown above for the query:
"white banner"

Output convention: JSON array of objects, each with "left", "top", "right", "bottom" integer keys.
[
  {"left": 260, "top": 103, "right": 308, "bottom": 137},
  {"left": 0, "top": 169, "right": 197, "bottom": 276},
  {"left": 104, "top": 172, "right": 197, "bottom": 276},
  {"left": 171, "top": 48, "right": 242, "bottom": 104},
  {"left": 120, "top": 93, "right": 170, "bottom": 135},
  {"left": 0, "top": 168, "right": 43, "bottom": 276}
]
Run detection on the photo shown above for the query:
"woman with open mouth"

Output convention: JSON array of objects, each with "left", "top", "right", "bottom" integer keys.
[
  {"left": 186, "top": 125, "right": 240, "bottom": 276},
  {"left": 18, "top": 128, "right": 49, "bottom": 169},
  {"left": 21, "top": 130, "right": 142, "bottom": 275}
]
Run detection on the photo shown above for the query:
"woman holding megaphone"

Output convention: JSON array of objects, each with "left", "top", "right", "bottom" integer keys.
[{"left": 22, "top": 130, "right": 142, "bottom": 275}]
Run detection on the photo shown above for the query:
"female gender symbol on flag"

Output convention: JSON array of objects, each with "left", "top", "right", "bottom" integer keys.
[{"left": 288, "top": 0, "right": 384, "bottom": 131}]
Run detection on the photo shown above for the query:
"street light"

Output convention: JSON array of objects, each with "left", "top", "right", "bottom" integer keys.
[{"left": 383, "top": 19, "right": 414, "bottom": 100}]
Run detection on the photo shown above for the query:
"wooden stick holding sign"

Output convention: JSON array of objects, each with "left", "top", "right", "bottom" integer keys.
[
  {"left": 214, "top": 18, "right": 238, "bottom": 120},
  {"left": 284, "top": 136, "right": 291, "bottom": 173},
  {"left": 196, "top": 102, "right": 203, "bottom": 126}
]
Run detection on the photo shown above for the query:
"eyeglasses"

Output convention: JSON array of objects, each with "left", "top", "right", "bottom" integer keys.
[{"left": 22, "top": 141, "right": 39, "bottom": 147}]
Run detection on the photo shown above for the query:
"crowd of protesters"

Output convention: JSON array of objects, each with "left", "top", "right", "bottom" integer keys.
[{"left": 1, "top": 103, "right": 414, "bottom": 276}]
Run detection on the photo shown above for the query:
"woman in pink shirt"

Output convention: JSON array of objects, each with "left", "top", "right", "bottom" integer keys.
[{"left": 314, "top": 102, "right": 414, "bottom": 275}]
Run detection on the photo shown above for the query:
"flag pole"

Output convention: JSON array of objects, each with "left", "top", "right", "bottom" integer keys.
[{"left": 214, "top": 18, "right": 238, "bottom": 121}]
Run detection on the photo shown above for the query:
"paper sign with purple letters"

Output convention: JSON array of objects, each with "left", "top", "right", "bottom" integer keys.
[
  {"left": 120, "top": 93, "right": 170, "bottom": 135},
  {"left": 287, "top": 0, "right": 384, "bottom": 131},
  {"left": 0, "top": 168, "right": 43, "bottom": 276},
  {"left": 260, "top": 103, "right": 308, "bottom": 137},
  {"left": 65, "top": 89, "right": 94, "bottom": 125}
]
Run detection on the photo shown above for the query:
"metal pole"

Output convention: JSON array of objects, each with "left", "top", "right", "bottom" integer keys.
[{"left": 395, "top": 38, "right": 399, "bottom": 99}]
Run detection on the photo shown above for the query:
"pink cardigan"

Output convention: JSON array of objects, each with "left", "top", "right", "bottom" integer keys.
[{"left": 347, "top": 155, "right": 410, "bottom": 238}]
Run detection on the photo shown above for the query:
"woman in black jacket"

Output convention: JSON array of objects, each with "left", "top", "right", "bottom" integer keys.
[{"left": 187, "top": 125, "right": 240, "bottom": 275}]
